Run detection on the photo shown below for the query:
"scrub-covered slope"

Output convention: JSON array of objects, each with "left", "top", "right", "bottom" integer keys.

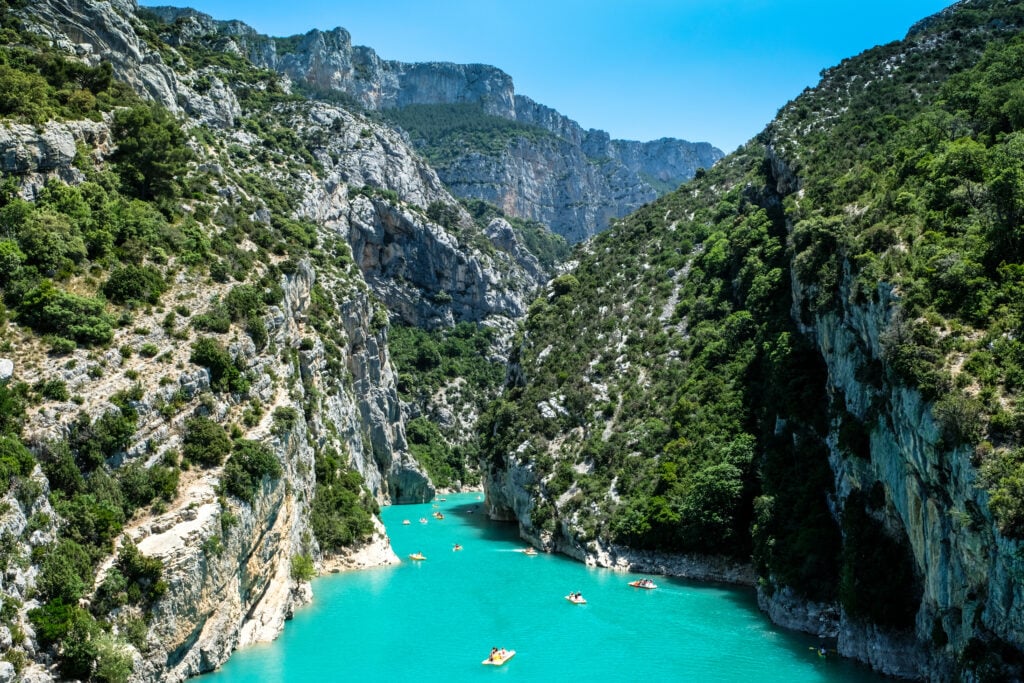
[
  {"left": 0, "top": 0, "right": 543, "bottom": 679},
  {"left": 481, "top": 1, "right": 1024, "bottom": 679}
]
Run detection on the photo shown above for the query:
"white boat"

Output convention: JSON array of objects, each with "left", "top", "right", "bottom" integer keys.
[{"left": 482, "top": 649, "right": 515, "bottom": 666}]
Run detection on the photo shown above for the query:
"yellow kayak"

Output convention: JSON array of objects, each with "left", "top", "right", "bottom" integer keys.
[
  {"left": 482, "top": 650, "right": 515, "bottom": 666},
  {"left": 408, "top": 553, "right": 426, "bottom": 561}
]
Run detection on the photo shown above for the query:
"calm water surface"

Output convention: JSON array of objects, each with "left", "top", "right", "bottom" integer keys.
[{"left": 205, "top": 493, "right": 885, "bottom": 682}]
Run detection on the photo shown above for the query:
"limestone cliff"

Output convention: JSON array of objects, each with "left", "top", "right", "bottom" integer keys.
[
  {"left": 142, "top": 5, "right": 723, "bottom": 242},
  {"left": 762, "top": 143, "right": 1020, "bottom": 680},
  {"left": 0, "top": 0, "right": 543, "bottom": 680}
]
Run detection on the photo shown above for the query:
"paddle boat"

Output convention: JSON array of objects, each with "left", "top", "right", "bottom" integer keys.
[
  {"left": 629, "top": 579, "right": 657, "bottom": 589},
  {"left": 565, "top": 593, "right": 587, "bottom": 604},
  {"left": 520, "top": 547, "right": 538, "bottom": 556},
  {"left": 408, "top": 552, "right": 426, "bottom": 561},
  {"left": 402, "top": 519, "right": 411, "bottom": 525},
  {"left": 419, "top": 518, "right": 428, "bottom": 524},
  {"left": 432, "top": 511, "right": 445, "bottom": 519},
  {"left": 482, "top": 648, "right": 515, "bottom": 666}
]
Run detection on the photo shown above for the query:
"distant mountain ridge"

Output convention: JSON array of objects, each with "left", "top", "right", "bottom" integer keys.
[{"left": 145, "top": 6, "right": 723, "bottom": 241}]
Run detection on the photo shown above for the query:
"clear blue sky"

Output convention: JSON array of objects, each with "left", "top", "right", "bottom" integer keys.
[{"left": 150, "top": 0, "right": 955, "bottom": 153}]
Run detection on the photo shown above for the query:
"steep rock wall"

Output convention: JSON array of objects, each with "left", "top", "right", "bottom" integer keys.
[
  {"left": 760, "top": 142, "right": 1024, "bottom": 681},
  {"left": 143, "top": 5, "right": 722, "bottom": 242},
  {"left": 25, "top": 0, "right": 240, "bottom": 127}
]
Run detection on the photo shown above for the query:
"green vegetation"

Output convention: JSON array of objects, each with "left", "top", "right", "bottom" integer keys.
[
  {"left": 190, "top": 337, "right": 249, "bottom": 393},
  {"left": 17, "top": 280, "right": 113, "bottom": 347},
  {"left": 102, "top": 264, "right": 167, "bottom": 305},
  {"left": 221, "top": 439, "right": 282, "bottom": 503},
  {"left": 310, "top": 447, "right": 378, "bottom": 552},
  {"left": 389, "top": 321, "right": 506, "bottom": 487},
  {"left": 390, "top": 321, "right": 504, "bottom": 405},
  {"left": 405, "top": 417, "right": 462, "bottom": 489},
  {"left": 478, "top": 7, "right": 1024, "bottom": 660},
  {"left": 290, "top": 554, "right": 314, "bottom": 581},
  {"left": 460, "top": 198, "right": 571, "bottom": 271},
  {"left": 182, "top": 416, "right": 232, "bottom": 467},
  {"left": 0, "top": 18, "right": 134, "bottom": 125},
  {"left": 379, "top": 103, "right": 554, "bottom": 170}
]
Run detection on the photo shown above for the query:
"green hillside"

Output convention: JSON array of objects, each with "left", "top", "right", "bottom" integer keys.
[{"left": 480, "top": 1, "right": 1024, "bottom": 676}]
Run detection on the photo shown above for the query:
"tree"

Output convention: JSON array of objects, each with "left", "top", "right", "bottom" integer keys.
[
  {"left": 102, "top": 264, "right": 166, "bottom": 304},
  {"left": 182, "top": 416, "right": 231, "bottom": 467},
  {"left": 17, "top": 280, "right": 114, "bottom": 346},
  {"left": 0, "top": 63, "right": 50, "bottom": 124},
  {"left": 17, "top": 209, "right": 87, "bottom": 274},
  {"left": 111, "top": 103, "right": 193, "bottom": 201}
]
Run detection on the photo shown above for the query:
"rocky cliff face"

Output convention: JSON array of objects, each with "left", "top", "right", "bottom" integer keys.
[
  {"left": 24, "top": 0, "right": 240, "bottom": 127},
  {"left": 143, "top": 5, "right": 723, "bottom": 242},
  {"left": 0, "top": 119, "right": 110, "bottom": 197},
  {"left": 775, "top": 218, "right": 1014, "bottom": 680},
  {"left": 0, "top": 0, "right": 545, "bottom": 679}
]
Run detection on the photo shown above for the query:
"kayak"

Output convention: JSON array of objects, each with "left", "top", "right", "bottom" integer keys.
[
  {"left": 628, "top": 580, "right": 657, "bottom": 589},
  {"left": 565, "top": 595, "right": 587, "bottom": 604},
  {"left": 408, "top": 553, "right": 426, "bottom": 561},
  {"left": 482, "top": 650, "right": 515, "bottom": 666}
]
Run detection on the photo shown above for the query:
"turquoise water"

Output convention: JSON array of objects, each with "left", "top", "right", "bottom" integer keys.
[{"left": 205, "top": 493, "right": 885, "bottom": 682}]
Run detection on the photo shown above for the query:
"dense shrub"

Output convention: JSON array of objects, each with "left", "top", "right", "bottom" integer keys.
[
  {"left": 221, "top": 439, "right": 281, "bottom": 503},
  {"left": 16, "top": 209, "right": 86, "bottom": 273},
  {"left": 310, "top": 447, "right": 376, "bottom": 551},
  {"left": 102, "top": 264, "right": 166, "bottom": 304},
  {"left": 0, "top": 435, "right": 35, "bottom": 492},
  {"left": 117, "top": 460, "right": 178, "bottom": 511},
  {"left": 35, "top": 539, "right": 93, "bottom": 603},
  {"left": 182, "top": 416, "right": 231, "bottom": 467},
  {"left": 67, "top": 409, "right": 137, "bottom": 473},
  {"left": 405, "top": 417, "right": 459, "bottom": 488},
  {"left": 190, "top": 337, "right": 247, "bottom": 393},
  {"left": 17, "top": 280, "right": 114, "bottom": 346}
]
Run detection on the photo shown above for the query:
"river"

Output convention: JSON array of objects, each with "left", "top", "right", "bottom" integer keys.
[{"left": 204, "top": 492, "right": 886, "bottom": 682}]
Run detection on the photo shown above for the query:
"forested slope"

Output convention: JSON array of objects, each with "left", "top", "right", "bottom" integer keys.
[{"left": 480, "top": 1, "right": 1024, "bottom": 679}]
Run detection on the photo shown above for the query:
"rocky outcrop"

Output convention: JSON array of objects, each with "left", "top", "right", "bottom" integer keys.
[
  {"left": 285, "top": 101, "right": 543, "bottom": 329},
  {"left": 0, "top": 119, "right": 110, "bottom": 197},
  {"left": 761, "top": 129, "right": 1019, "bottom": 678},
  {"left": 22, "top": 0, "right": 240, "bottom": 127}
]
